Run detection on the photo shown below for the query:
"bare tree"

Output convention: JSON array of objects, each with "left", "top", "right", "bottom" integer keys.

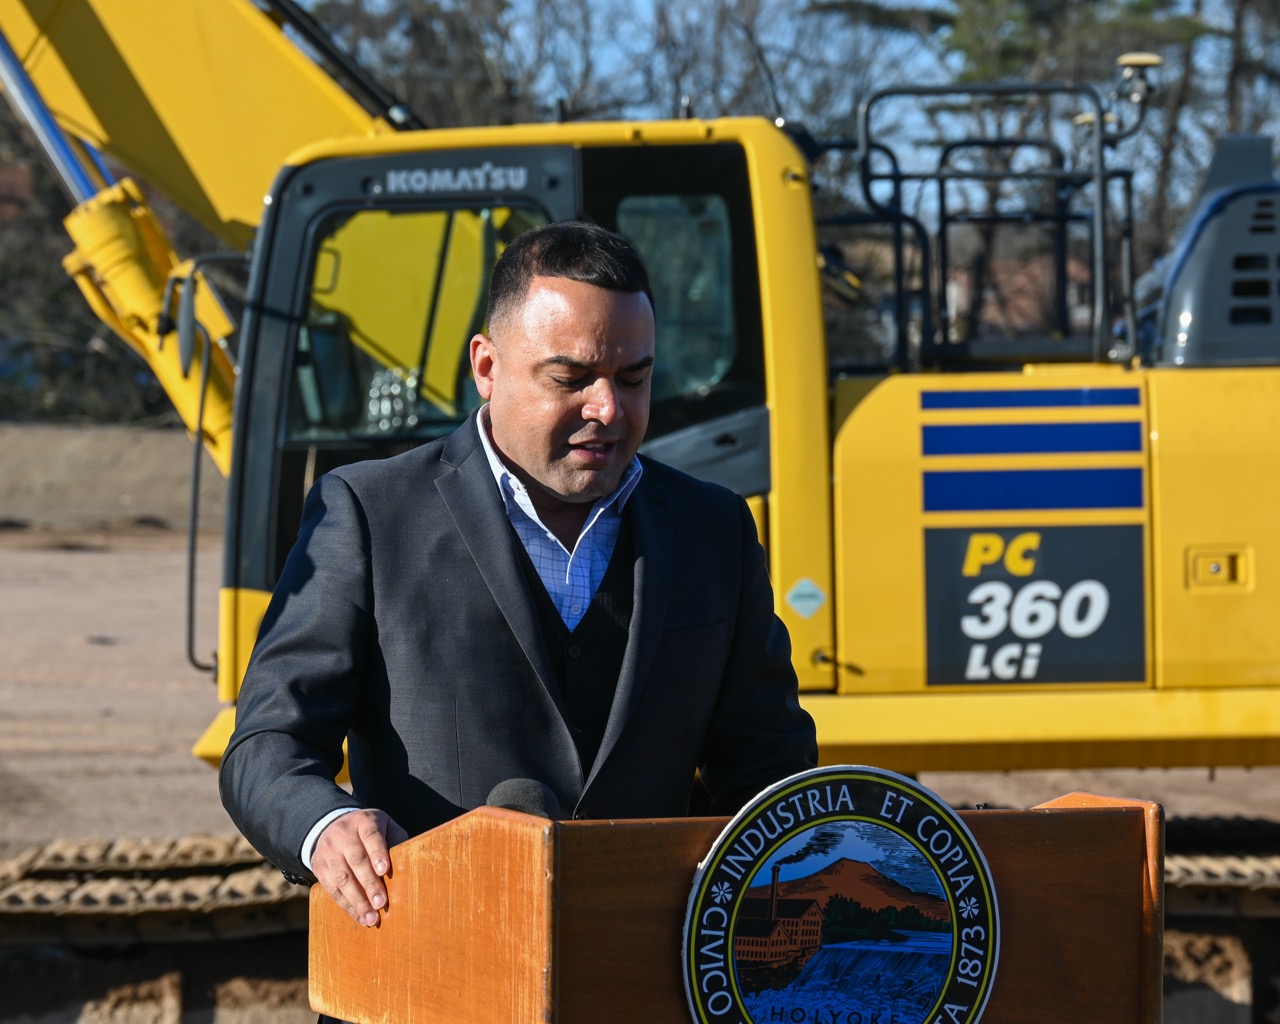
[
  {"left": 309, "top": 0, "right": 540, "bottom": 127},
  {"left": 1219, "top": 0, "right": 1280, "bottom": 134}
]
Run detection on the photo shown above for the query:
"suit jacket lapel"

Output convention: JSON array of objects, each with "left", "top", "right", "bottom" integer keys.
[
  {"left": 434, "top": 418, "right": 567, "bottom": 722},
  {"left": 585, "top": 465, "right": 673, "bottom": 788}
]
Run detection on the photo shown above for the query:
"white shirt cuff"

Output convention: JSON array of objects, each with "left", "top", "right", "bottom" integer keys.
[{"left": 301, "top": 807, "right": 361, "bottom": 871}]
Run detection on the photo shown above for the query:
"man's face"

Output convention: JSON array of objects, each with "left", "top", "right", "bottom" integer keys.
[{"left": 470, "top": 275, "right": 654, "bottom": 515}]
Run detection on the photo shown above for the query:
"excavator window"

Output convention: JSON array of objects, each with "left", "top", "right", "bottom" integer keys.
[
  {"left": 581, "top": 143, "right": 765, "bottom": 441},
  {"left": 618, "top": 194, "right": 737, "bottom": 405},
  {"left": 284, "top": 203, "right": 540, "bottom": 442}
]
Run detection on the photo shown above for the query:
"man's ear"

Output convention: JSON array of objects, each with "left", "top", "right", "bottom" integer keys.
[{"left": 469, "top": 334, "right": 496, "bottom": 399}]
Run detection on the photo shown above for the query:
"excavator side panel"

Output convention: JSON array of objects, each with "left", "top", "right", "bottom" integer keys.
[
  {"left": 813, "top": 364, "right": 1280, "bottom": 771},
  {"left": 1148, "top": 366, "right": 1280, "bottom": 688}
]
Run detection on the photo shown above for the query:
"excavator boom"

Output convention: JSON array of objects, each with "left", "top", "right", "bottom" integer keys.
[
  {"left": 0, "top": 0, "right": 391, "bottom": 473},
  {"left": 0, "top": 0, "right": 384, "bottom": 247}
]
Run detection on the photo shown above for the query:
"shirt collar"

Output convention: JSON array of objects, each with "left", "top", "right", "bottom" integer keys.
[{"left": 475, "top": 406, "right": 643, "bottom": 519}]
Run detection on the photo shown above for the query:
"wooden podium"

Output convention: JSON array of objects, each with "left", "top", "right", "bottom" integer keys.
[{"left": 309, "top": 792, "right": 1163, "bottom": 1024}]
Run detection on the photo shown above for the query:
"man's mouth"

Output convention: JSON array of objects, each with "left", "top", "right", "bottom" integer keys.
[
  {"left": 568, "top": 439, "right": 618, "bottom": 464},
  {"left": 569, "top": 436, "right": 617, "bottom": 449}
]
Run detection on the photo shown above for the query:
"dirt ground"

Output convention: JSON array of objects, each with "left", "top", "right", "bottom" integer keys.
[
  {"left": 0, "top": 423, "right": 1273, "bottom": 1021},
  {"left": 0, "top": 425, "right": 232, "bottom": 848}
]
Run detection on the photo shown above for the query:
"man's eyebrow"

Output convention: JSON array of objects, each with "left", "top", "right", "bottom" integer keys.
[{"left": 540, "top": 355, "right": 655, "bottom": 373}]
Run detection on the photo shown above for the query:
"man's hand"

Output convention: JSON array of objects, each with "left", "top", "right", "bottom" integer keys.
[{"left": 311, "top": 808, "right": 409, "bottom": 927}]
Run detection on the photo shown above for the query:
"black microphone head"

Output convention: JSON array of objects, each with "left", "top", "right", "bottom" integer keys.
[{"left": 485, "top": 778, "right": 566, "bottom": 820}]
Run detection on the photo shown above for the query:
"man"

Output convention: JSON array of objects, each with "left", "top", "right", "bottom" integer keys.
[{"left": 220, "top": 221, "right": 817, "bottom": 928}]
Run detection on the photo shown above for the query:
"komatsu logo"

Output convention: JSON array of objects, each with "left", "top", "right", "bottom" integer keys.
[{"left": 385, "top": 162, "right": 529, "bottom": 194}]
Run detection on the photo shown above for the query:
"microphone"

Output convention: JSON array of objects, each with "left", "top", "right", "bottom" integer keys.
[{"left": 485, "top": 779, "right": 567, "bottom": 820}]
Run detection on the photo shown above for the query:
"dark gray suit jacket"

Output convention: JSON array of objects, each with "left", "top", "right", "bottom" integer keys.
[{"left": 219, "top": 416, "right": 816, "bottom": 879}]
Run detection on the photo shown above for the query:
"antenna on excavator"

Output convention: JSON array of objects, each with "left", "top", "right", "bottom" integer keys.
[
  {"left": 731, "top": 14, "right": 785, "bottom": 123},
  {"left": 1074, "top": 52, "right": 1162, "bottom": 148},
  {"left": 1115, "top": 51, "right": 1162, "bottom": 106}
]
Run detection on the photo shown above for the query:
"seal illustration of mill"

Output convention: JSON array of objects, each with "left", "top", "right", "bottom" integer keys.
[{"left": 685, "top": 767, "right": 999, "bottom": 1024}]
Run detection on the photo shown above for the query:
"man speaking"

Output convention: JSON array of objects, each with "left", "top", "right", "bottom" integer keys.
[{"left": 220, "top": 221, "right": 817, "bottom": 927}]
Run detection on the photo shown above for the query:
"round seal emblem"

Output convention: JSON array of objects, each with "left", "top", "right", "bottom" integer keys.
[{"left": 683, "top": 766, "right": 999, "bottom": 1024}]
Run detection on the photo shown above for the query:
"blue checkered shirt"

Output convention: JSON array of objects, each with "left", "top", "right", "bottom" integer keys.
[{"left": 477, "top": 410, "right": 642, "bottom": 630}]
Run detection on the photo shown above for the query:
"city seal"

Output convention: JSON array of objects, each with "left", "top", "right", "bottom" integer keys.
[{"left": 683, "top": 766, "right": 999, "bottom": 1024}]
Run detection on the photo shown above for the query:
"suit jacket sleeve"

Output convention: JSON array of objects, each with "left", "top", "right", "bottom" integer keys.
[
  {"left": 218, "top": 471, "right": 374, "bottom": 879},
  {"left": 698, "top": 496, "right": 818, "bottom": 815}
]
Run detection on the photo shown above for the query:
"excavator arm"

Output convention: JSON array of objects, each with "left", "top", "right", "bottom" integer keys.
[{"left": 0, "top": 0, "right": 390, "bottom": 472}]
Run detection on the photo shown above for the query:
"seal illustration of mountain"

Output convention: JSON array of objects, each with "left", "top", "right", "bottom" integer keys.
[{"left": 744, "top": 857, "right": 950, "bottom": 923}]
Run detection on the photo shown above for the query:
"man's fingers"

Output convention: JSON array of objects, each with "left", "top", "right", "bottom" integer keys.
[
  {"left": 318, "top": 855, "right": 381, "bottom": 927},
  {"left": 313, "top": 810, "right": 396, "bottom": 926},
  {"left": 356, "top": 814, "right": 393, "bottom": 877}
]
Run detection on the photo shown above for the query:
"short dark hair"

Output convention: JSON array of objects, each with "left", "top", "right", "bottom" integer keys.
[{"left": 486, "top": 221, "right": 654, "bottom": 332}]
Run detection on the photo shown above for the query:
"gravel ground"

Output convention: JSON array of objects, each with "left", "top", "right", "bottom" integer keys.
[{"left": 0, "top": 527, "right": 230, "bottom": 848}]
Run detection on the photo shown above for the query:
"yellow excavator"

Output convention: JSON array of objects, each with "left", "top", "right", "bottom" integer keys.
[
  {"left": 3, "top": 0, "right": 1280, "bottom": 959},
  {"left": 5, "top": 0, "right": 1280, "bottom": 774}
]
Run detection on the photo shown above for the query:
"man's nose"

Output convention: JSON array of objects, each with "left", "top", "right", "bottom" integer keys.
[{"left": 582, "top": 379, "right": 622, "bottom": 423}]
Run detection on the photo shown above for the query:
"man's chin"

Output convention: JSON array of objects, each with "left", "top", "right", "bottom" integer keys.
[{"left": 545, "top": 469, "right": 624, "bottom": 506}]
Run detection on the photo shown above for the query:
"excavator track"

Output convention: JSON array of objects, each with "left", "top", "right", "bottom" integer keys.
[
  {"left": 0, "top": 835, "right": 306, "bottom": 946},
  {"left": 2, "top": 817, "right": 1279, "bottom": 947},
  {"left": 1166, "top": 817, "right": 1280, "bottom": 921}
]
